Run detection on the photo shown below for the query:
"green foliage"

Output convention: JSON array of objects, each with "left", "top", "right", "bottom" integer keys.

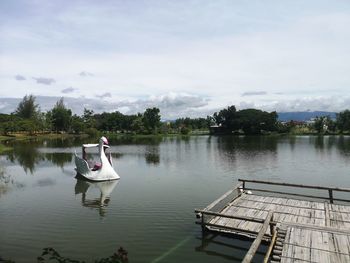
[
  {"left": 49, "top": 98, "right": 72, "bottom": 132},
  {"left": 71, "top": 115, "right": 84, "bottom": 134},
  {"left": 131, "top": 116, "right": 145, "bottom": 134},
  {"left": 213, "top": 105, "right": 239, "bottom": 131},
  {"left": 276, "top": 122, "right": 292, "bottom": 133},
  {"left": 313, "top": 116, "right": 335, "bottom": 134},
  {"left": 95, "top": 111, "right": 138, "bottom": 132},
  {"left": 0, "top": 114, "right": 21, "bottom": 135},
  {"left": 83, "top": 108, "right": 96, "bottom": 129},
  {"left": 142, "top": 108, "right": 161, "bottom": 134},
  {"left": 180, "top": 126, "right": 191, "bottom": 135},
  {"left": 336, "top": 110, "right": 350, "bottom": 133},
  {"left": 85, "top": 127, "right": 99, "bottom": 138},
  {"left": 14, "top": 94, "right": 40, "bottom": 119},
  {"left": 172, "top": 117, "right": 208, "bottom": 130},
  {"left": 212, "top": 106, "right": 277, "bottom": 135},
  {"left": 19, "top": 119, "right": 39, "bottom": 135},
  {"left": 4, "top": 98, "right": 350, "bottom": 137}
]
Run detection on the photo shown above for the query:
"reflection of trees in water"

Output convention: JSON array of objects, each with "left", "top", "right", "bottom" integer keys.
[
  {"left": 214, "top": 136, "right": 278, "bottom": 171},
  {"left": 288, "top": 136, "right": 296, "bottom": 151},
  {"left": 335, "top": 136, "right": 350, "bottom": 156},
  {"left": 35, "top": 246, "right": 128, "bottom": 263},
  {"left": 6, "top": 141, "right": 44, "bottom": 174},
  {"left": 42, "top": 137, "right": 87, "bottom": 148},
  {"left": 111, "top": 152, "right": 123, "bottom": 159},
  {"left": 110, "top": 135, "right": 163, "bottom": 145},
  {"left": 0, "top": 165, "right": 10, "bottom": 197},
  {"left": 0, "top": 165, "right": 25, "bottom": 198},
  {"left": 45, "top": 153, "right": 72, "bottom": 168},
  {"left": 310, "top": 136, "right": 350, "bottom": 156},
  {"left": 145, "top": 145, "right": 160, "bottom": 165},
  {"left": 217, "top": 136, "right": 278, "bottom": 155},
  {"left": 312, "top": 136, "right": 326, "bottom": 151},
  {"left": 74, "top": 178, "right": 119, "bottom": 217},
  {"left": 4, "top": 140, "right": 74, "bottom": 173}
]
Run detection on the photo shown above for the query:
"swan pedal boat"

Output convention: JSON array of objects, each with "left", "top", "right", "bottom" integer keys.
[{"left": 75, "top": 136, "right": 120, "bottom": 181}]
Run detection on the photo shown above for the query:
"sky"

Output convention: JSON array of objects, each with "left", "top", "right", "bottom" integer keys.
[{"left": 1, "top": 0, "right": 350, "bottom": 118}]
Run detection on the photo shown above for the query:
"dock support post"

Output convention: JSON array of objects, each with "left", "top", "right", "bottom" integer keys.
[
  {"left": 201, "top": 214, "right": 205, "bottom": 232},
  {"left": 329, "top": 189, "right": 333, "bottom": 204},
  {"left": 270, "top": 213, "right": 274, "bottom": 235}
]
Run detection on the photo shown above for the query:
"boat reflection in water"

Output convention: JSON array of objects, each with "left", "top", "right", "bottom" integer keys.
[{"left": 74, "top": 177, "right": 119, "bottom": 217}]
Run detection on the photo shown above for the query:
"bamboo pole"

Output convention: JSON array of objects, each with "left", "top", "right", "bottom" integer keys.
[
  {"left": 263, "top": 228, "right": 277, "bottom": 263},
  {"left": 242, "top": 211, "right": 274, "bottom": 263},
  {"left": 238, "top": 179, "right": 350, "bottom": 192}
]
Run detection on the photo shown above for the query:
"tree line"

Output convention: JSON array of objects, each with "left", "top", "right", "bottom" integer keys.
[
  {"left": 1, "top": 95, "right": 350, "bottom": 136},
  {"left": 0, "top": 95, "right": 208, "bottom": 136}
]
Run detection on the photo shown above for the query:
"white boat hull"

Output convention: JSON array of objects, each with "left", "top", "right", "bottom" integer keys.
[{"left": 75, "top": 154, "right": 120, "bottom": 181}]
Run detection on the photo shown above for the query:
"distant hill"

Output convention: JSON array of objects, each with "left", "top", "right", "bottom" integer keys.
[{"left": 277, "top": 111, "right": 337, "bottom": 122}]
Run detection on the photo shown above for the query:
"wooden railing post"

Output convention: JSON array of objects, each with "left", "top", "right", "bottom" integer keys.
[{"left": 329, "top": 189, "right": 333, "bottom": 204}]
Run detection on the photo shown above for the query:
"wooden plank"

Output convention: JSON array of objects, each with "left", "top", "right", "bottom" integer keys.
[
  {"left": 281, "top": 227, "right": 294, "bottom": 263},
  {"left": 202, "top": 182, "right": 242, "bottom": 212},
  {"left": 242, "top": 211, "right": 274, "bottom": 263},
  {"left": 279, "top": 222, "right": 350, "bottom": 235}
]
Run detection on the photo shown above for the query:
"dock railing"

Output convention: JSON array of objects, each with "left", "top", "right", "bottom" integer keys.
[{"left": 239, "top": 178, "right": 350, "bottom": 204}]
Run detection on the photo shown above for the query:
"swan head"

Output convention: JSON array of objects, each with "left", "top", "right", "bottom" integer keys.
[{"left": 100, "top": 136, "right": 109, "bottom": 146}]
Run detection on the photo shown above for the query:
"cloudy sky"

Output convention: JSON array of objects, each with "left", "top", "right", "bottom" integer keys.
[{"left": 1, "top": 0, "right": 350, "bottom": 118}]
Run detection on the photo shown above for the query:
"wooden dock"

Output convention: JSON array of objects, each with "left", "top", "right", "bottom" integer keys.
[{"left": 195, "top": 179, "right": 350, "bottom": 262}]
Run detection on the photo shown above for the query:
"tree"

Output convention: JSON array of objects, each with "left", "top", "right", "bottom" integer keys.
[
  {"left": 237, "top": 109, "right": 277, "bottom": 134},
  {"left": 49, "top": 98, "right": 72, "bottom": 132},
  {"left": 211, "top": 106, "right": 277, "bottom": 134},
  {"left": 142, "top": 107, "right": 161, "bottom": 134},
  {"left": 83, "top": 108, "right": 96, "bottom": 129},
  {"left": 213, "top": 105, "right": 239, "bottom": 132},
  {"left": 131, "top": 115, "right": 144, "bottom": 134},
  {"left": 15, "top": 94, "right": 40, "bottom": 119},
  {"left": 336, "top": 110, "right": 350, "bottom": 133},
  {"left": 71, "top": 115, "right": 84, "bottom": 134},
  {"left": 314, "top": 116, "right": 336, "bottom": 134}
]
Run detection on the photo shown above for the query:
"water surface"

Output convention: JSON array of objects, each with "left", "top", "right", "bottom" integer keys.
[{"left": 1, "top": 135, "right": 350, "bottom": 262}]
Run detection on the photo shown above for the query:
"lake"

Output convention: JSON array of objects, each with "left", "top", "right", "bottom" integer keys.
[{"left": 1, "top": 135, "right": 350, "bottom": 262}]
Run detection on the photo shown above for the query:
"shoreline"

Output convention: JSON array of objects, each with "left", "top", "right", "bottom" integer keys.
[{"left": 1, "top": 131, "right": 350, "bottom": 154}]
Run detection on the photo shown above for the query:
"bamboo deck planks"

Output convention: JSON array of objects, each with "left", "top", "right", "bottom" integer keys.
[
  {"left": 196, "top": 179, "right": 350, "bottom": 262},
  {"left": 203, "top": 193, "right": 350, "bottom": 262}
]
